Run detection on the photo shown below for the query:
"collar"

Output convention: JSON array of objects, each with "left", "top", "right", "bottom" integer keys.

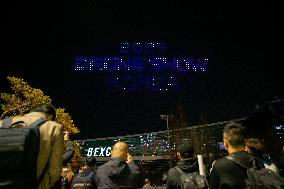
[{"left": 25, "top": 112, "right": 47, "bottom": 119}]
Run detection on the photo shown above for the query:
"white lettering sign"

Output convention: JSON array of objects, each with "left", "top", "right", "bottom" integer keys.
[
  {"left": 106, "top": 147, "right": 111, "bottom": 156},
  {"left": 86, "top": 147, "right": 112, "bottom": 157},
  {"left": 94, "top": 148, "right": 100, "bottom": 156},
  {"left": 87, "top": 148, "right": 93, "bottom": 156}
]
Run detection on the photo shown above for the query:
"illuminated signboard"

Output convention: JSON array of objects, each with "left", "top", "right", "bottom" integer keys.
[
  {"left": 80, "top": 140, "right": 113, "bottom": 157},
  {"left": 86, "top": 146, "right": 112, "bottom": 157},
  {"left": 79, "top": 133, "right": 170, "bottom": 158}
]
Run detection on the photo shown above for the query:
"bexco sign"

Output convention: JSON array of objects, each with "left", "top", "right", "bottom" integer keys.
[{"left": 86, "top": 147, "right": 112, "bottom": 157}]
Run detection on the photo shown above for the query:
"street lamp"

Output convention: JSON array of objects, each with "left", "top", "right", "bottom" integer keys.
[
  {"left": 160, "top": 114, "right": 174, "bottom": 130},
  {"left": 160, "top": 114, "right": 174, "bottom": 167}
]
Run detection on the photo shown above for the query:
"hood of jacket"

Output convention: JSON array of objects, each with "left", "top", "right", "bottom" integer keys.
[{"left": 176, "top": 158, "right": 199, "bottom": 173}]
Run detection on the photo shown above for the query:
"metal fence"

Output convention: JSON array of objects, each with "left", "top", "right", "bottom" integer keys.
[{"left": 79, "top": 118, "right": 245, "bottom": 162}]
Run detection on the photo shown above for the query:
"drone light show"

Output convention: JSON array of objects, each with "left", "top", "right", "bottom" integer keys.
[{"left": 73, "top": 42, "right": 208, "bottom": 92}]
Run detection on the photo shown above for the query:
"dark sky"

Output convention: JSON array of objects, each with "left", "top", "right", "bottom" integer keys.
[{"left": 1, "top": 1, "right": 283, "bottom": 139}]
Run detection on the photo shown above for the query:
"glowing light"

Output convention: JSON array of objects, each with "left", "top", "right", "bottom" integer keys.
[
  {"left": 74, "top": 56, "right": 208, "bottom": 72},
  {"left": 73, "top": 41, "right": 208, "bottom": 92}
]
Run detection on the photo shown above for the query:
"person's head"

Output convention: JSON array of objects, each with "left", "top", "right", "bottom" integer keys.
[
  {"left": 111, "top": 142, "right": 129, "bottom": 161},
  {"left": 29, "top": 103, "right": 56, "bottom": 121},
  {"left": 177, "top": 142, "right": 194, "bottom": 159},
  {"left": 144, "top": 178, "right": 150, "bottom": 185},
  {"left": 162, "top": 173, "right": 167, "bottom": 184},
  {"left": 223, "top": 122, "right": 246, "bottom": 153},
  {"left": 63, "top": 161, "right": 68, "bottom": 168},
  {"left": 245, "top": 138, "right": 264, "bottom": 156},
  {"left": 86, "top": 157, "right": 96, "bottom": 168}
]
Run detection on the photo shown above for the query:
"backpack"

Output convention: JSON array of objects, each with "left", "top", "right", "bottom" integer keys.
[
  {"left": 70, "top": 171, "right": 96, "bottom": 189},
  {"left": 226, "top": 154, "right": 284, "bottom": 189},
  {"left": 174, "top": 166, "right": 208, "bottom": 189},
  {"left": 0, "top": 117, "right": 48, "bottom": 189}
]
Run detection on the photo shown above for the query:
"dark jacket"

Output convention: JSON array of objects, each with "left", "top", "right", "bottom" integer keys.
[
  {"left": 166, "top": 158, "right": 199, "bottom": 189},
  {"left": 209, "top": 151, "right": 260, "bottom": 189},
  {"left": 52, "top": 140, "right": 75, "bottom": 189},
  {"left": 71, "top": 166, "right": 97, "bottom": 189},
  {"left": 95, "top": 158, "right": 141, "bottom": 189},
  {"left": 63, "top": 140, "right": 75, "bottom": 165}
]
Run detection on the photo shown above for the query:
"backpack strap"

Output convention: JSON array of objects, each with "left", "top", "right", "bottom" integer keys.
[
  {"left": 29, "top": 118, "right": 49, "bottom": 186},
  {"left": 1, "top": 116, "right": 48, "bottom": 128},
  {"left": 226, "top": 154, "right": 248, "bottom": 169},
  {"left": 0, "top": 117, "right": 13, "bottom": 128},
  {"left": 10, "top": 121, "right": 25, "bottom": 128},
  {"left": 0, "top": 117, "right": 24, "bottom": 128},
  {"left": 226, "top": 153, "right": 263, "bottom": 170},
  {"left": 28, "top": 117, "right": 48, "bottom": 128}
]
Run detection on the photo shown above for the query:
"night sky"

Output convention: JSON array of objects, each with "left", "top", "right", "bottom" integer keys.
[{"left": 1, "top": 2, "right": 283, "bottom": 139}]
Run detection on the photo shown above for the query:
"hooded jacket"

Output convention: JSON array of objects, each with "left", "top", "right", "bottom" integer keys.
[
  {"left": 95, "top": 157, "right": 140, "bottom": 189},
  {"left": 166, "top": 158, "right": 199, "bottom": 189}
]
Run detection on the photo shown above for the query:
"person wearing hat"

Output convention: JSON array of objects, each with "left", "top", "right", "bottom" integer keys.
[{"left": 166, "top": 142, "right": 199, "bottom": 189}]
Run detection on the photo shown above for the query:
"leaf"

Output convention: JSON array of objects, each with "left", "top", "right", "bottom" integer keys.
[{"left": 1, "top": 76, "right": 82, "bottom": 168}]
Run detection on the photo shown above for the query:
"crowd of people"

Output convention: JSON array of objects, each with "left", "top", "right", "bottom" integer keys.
[{"left": 0, "top": 103, "right": 284, "bottom": 189}]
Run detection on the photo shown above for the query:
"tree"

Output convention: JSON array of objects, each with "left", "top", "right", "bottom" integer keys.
[
  {"left": 1, "top": 76, "right": 82, "bottom": 169},
  {"left": 1, "top": 76, "right": 52, "bottom": 118}
]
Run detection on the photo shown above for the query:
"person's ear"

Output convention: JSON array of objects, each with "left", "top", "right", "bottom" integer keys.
[
  {"left": 244, "top": 139, "right": 249, "bottom": 147},
  {"left": 224, "top": 138, "right": 229, "bottom": 151},
  {"left": 177, "top": 152, "right": 181, "bottom": 159},
  {"left": 244, "top": 145, "right": 249, "bottom": 152},
  {"left": 45, "top": 114, "right": 53, "bottom": 121}
]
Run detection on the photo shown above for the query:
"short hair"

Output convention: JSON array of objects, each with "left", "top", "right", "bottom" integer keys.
[
  {"left": 246, "top": 138, "right": 264, "bottom": 156},
  {"left": 223, "top": 122, "right": 246, "bottom": 148},
  {"left": 29, "top": 103, "right": 56, "bottom": 121},
  {"left": 86, "top": 157, "right": 96, "bottom": 167},
  {"left": 63, "top": 161, "right": 69, "bottom": 167},
  {"left": 144, "top": 178, "right": 150, "bottom": 184},
  {"left": 178, "top": 142, "right": 194, "bottom": 158},
  {"left": 145, "top": 178, "right": 150, "bottom": 184}
]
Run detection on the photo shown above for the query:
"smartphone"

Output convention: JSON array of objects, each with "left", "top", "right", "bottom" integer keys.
[{"left": 218, "top": 142, "right": 225, "bottom": 150}]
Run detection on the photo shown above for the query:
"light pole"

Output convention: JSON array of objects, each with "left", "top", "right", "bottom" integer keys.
[
  {"left": 160, "top": 114, "right": 174, "bottom": 167},
  {"left": 160, "top": 115, "right": 171, "bottom": 130}
]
